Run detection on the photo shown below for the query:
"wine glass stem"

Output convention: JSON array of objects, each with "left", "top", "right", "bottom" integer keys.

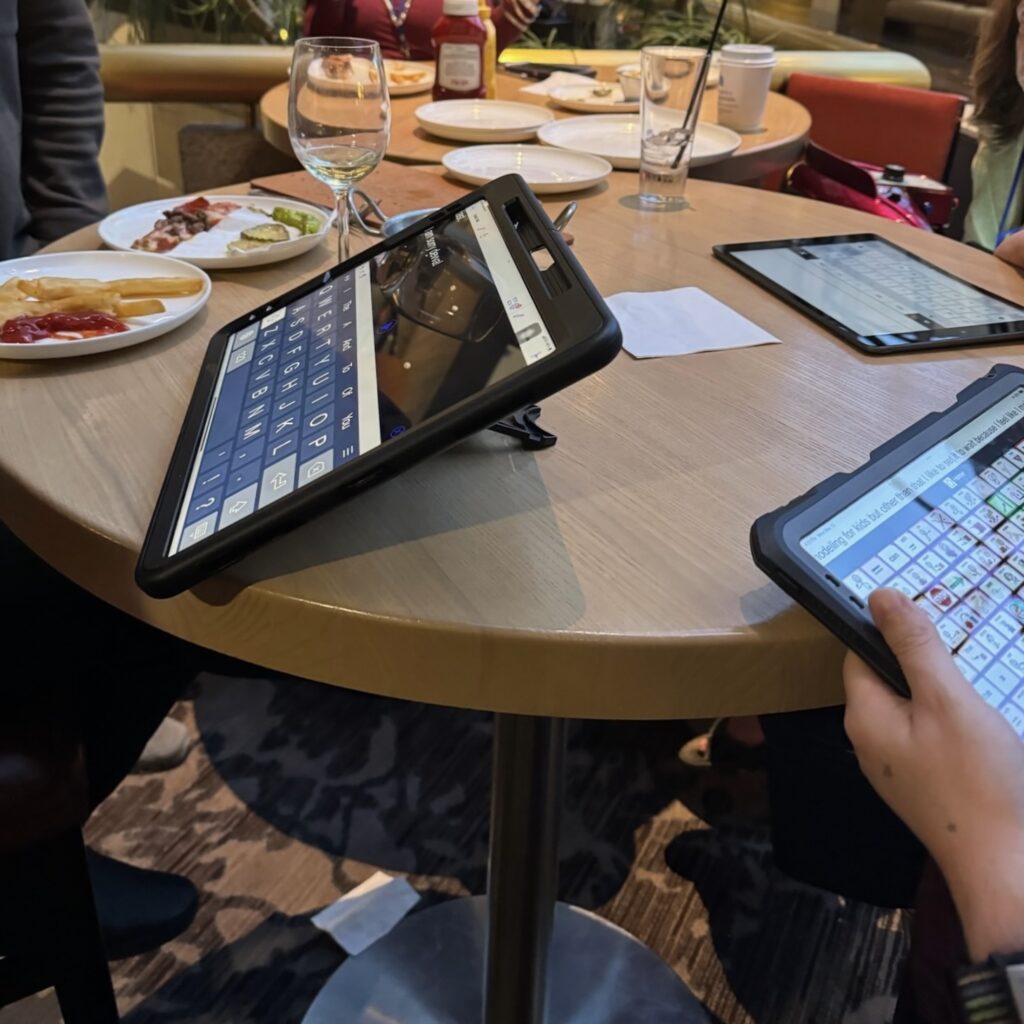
[{"left": 335, "top": 187, "right": 351, "bottom": 265}]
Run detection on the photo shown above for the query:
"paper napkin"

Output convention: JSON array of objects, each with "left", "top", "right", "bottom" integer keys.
[
  {"left": 311, "top": 871, "right": 421, "bottom": 955},
  {"left": 519, "top": 71, "right": 601, "bottom": 95},
  {"left": 607, "top": 287, "right": 780, "bottom": 358}
]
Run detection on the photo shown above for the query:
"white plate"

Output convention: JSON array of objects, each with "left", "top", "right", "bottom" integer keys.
[
  {"left": 384, "top": 59, "right": 435, "bottom": 96},
  {"left": 442, "top": 145, "right": 612, "bottom": 194},
  {"left": 537, "top": 114, "right": 741, "bottom": 170},
  {"left": 98, "top": 194, "right": 332, "bottom": 269},
  {"left": 548, "top": 84, "right": 639, "bottom": 115},
  {"left": 0, "top": 251, "right": 211, "bottom": 361},
  {"left": 308, "top": 55, "right": 384, "bottom": 95},
  {"left": 415, "top": 100, "right": 556, "bottom": 143}
]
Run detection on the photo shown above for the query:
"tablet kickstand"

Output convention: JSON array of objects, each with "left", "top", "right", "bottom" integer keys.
[{"left": 488, "top": 405, "right": 557, "bottom": 450}]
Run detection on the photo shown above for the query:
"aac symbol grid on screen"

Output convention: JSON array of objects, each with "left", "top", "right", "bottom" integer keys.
[{"left": 836, "top": 428, "right": 1024, "bottom": 738}]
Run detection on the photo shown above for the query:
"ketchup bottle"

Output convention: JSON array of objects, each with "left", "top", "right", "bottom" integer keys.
[{"left": 432, "top": 0, "right": 487, "bottom": 101}]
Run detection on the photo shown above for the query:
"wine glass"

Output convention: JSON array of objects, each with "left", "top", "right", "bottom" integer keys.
[{"left": 288, "top": 37, "right": 391, "bottom": 264}]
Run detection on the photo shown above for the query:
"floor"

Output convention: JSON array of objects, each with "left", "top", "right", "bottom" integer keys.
[{"left": 2, "top": 672, "right": 908, "bottom": 1023}]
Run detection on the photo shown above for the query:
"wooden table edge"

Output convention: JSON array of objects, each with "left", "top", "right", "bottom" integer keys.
[{"left": 1, "top": 459, "right": 844, "bottom": 719}]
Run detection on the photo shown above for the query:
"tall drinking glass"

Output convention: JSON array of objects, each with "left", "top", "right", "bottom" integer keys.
[
  {"left": 288, "top": 37, "right": 391, "bottom": 264},
  {"left": 639, "top": 47, "right": 710, "bottom": 209}
]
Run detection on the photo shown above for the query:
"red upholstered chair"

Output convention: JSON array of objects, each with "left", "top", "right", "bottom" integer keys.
[
  {"left": 785, "top": 72, "right": 966, "bottom": 182},
  {"left": 0, "top": 701, "right": 119, "bottom": 1022}
]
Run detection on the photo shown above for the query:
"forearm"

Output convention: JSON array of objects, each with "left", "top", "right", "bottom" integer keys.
[
  {"left": 17, "top": 0, "right": 107, "bottom": 245},
  {"left": 942, "top": 841, "right": 1024, "bottom": 961}
]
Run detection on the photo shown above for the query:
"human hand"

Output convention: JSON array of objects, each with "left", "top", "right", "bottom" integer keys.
[
  {"left": 995, "top": 229, "right": 1024, "bottom": 270},
  {"left": 844, "top": 587, "right": 1024, "bottom": 959}
]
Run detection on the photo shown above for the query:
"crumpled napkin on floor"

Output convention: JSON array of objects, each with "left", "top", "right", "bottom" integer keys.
[
  {"left": 607, "top": 287, "right": 780, "bottom": 359},
  {"left": 311, "top": 871, "right": 421, "bottom": 955},
  {"left": 519, "top": 70, "right": 601, "bottom": 95}
]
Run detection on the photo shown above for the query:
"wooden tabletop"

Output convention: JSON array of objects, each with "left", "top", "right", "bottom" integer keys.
[
  {"left": 2, "top": 169, "right": 1022, "bottom": 721},
  {"left": 259, "top": 69, "right": 811, "bottom": 185}
]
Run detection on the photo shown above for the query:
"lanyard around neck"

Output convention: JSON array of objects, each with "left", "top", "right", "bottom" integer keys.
[
  {"left": 996, "top": 142, "right": 1024, "bottom": 247},
  {"left": 379, "top": 0, "right": 414, "bottom": 58}
]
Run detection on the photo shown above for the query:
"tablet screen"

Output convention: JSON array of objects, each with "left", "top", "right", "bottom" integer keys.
[
  {"left": 801, "top": 386, "right": 1024, "bottom": 729},
  {"left": 730, "top": 238, "right": 1024, "bottom": 344},
  {"left": 170, "top": 198, "right": 557, "bottom": 555}
]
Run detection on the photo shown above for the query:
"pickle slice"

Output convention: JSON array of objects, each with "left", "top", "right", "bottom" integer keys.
[
  {"left": 241, "top": 223, "right": 289, "bottom": 243},
  {"left": 227, "top": 238, "right": 271, "bottom": 253}
]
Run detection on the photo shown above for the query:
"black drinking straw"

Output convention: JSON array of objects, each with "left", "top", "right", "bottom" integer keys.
[{"left": 670, "top": 0, "right": 729, "bottom": 169}]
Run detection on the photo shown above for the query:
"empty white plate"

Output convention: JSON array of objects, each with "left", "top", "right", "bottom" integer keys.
[
  {"left": 442, "top": 145, "right": 612, "bottom": 194},
  {"left": 548, "top": 84, "right": 639, "bottom": 115},
  {"left": 537, "top": 115, "right": 741, "bottom": 170},
  {"left": 0, "top": 251, "right": 211, "bottom": 361},
  {"left": 415, "top": 100, "right": 556, "bottom": 143}
]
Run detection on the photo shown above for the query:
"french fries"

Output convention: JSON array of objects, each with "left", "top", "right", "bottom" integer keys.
[
  {"left": 16, "top": 275, "right": 200, "bottom": 301},
  {"left": 0, "top": 274, "right": 196, "bottom": 327},
  {"left": 114, "top": 298, "right": 166, "bottom": 317},
  {"left": 110, "top": 277, "right": 202, "bottom": 297}
]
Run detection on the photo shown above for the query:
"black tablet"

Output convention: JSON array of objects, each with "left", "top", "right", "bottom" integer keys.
[
  {"left": 136, "top": 175, "right": 621, "bottom": 598},
  {"left": 752, "top": 364, "right": 1024, "bottom": 733},
  {"left": 714, "top": 234, "right": 1024, "bottom": 355}
]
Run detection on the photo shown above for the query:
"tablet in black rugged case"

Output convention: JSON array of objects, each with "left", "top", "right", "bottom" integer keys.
[
  {"left": 136, "top": 175, "right": 621, "bottom": 598},
  {"left": 751, "top": 364, "right": 1024, "bottom": 732},
  {"left": 714, "top": 235, "right": 1024, "bottom": 355}
]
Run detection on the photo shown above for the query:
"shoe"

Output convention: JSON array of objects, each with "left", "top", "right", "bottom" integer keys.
[
  {"left": 679, "top": 717, "right": 766, "bottom": 771},
  {"left": 86, "top": 849, "right": 198, "bottom": 959},
  {"left": 132, "top": 716, "right": 191, "bottom": 774}
]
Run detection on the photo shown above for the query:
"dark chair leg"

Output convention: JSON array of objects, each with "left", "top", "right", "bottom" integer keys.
[
  {"left": 51, "top": 831, "right": 119, "bottom": 1023},
  {"left": 2, "top": 829, "right": 119, "bottom": 1022}
]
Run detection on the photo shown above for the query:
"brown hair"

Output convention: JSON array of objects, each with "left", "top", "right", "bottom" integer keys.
[{"left": 973, "top": 0, "right": 1024, "bottom": 145}]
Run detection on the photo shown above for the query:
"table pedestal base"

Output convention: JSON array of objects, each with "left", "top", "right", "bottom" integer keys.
[{"left": 302, "top": 895, "right": 709, "bottom": 1023}]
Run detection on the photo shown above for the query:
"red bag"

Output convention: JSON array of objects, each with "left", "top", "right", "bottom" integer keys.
[{"left": 786, "top": 142, "right": 958, "bottom": 232}]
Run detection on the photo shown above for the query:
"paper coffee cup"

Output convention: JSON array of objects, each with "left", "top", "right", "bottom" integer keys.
[
  {"left": 716, "top": 44, "right": 776, "bottom": 133},
  {"left": 617, "top": 63, "right": 642, "bottom": 102}
]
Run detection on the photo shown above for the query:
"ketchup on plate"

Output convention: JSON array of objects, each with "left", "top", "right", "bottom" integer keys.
[
  {"left": 432, "top": 0, "right": 487, "bottom": 100},
  {"left": 2, "top": 311, "right": 129, "bottom": 344}
]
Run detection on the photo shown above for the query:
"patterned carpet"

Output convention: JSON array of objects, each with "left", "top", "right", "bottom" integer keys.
[{"left": 2, "top": 672, "right": 908, "bottom": 1024}]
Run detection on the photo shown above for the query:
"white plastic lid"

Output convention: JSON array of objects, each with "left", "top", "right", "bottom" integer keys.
[
  {"left": 720, "top": 43, "right": 776, "bottom": 65},
  {"left": 443, "top": 0, "right": 479, "bottom": 16}
]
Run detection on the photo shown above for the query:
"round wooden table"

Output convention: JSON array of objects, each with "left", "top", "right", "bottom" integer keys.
[
  {"left": 259, "top": 69, "right": 811, "bottom": 184},
  {"left": 5, "top": 172, "right": 1023, "bottom": 720},
  {"left": 3, "top": 173, "right": 1022, "bottom": 1023}
]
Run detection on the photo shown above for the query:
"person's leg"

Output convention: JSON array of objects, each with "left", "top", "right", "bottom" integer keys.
[
  {"left": 761, "top": 706, "right": 927, "bottom": 908},
  {"left": 1, "top": 523, "right": 200, "bottom": 954},
  {"left": 0, "top": 522, "right": 196, "bottom": 807},
  {"left": 71, "top": 605, "right": 200, "bottom": 808}
]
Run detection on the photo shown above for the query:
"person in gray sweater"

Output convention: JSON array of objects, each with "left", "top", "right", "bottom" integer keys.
[
  {"left": 1, "top": 0, "right": 107, "bottom": 258},
  {"left": 1, "top": 0, "right": 201, "bottom": 957}
]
